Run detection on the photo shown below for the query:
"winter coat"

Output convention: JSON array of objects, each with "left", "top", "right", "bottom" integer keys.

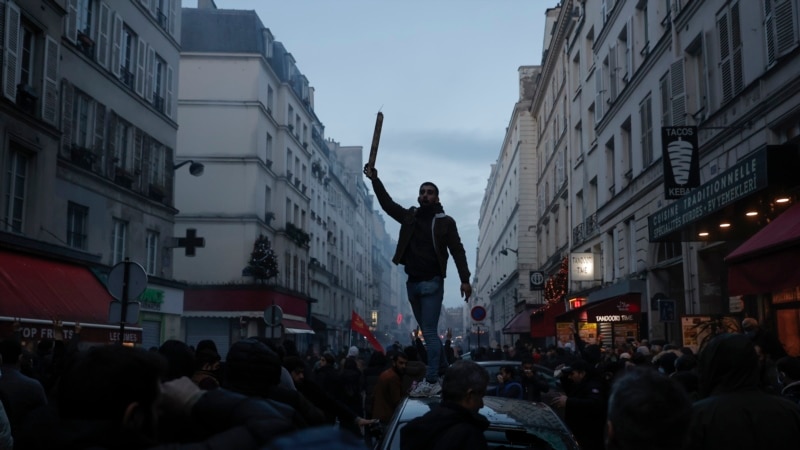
[
  {"left": 688, "top": 333, "right": 800, "bottom": 450},
  {"left": 370, "top": 177, "right": 470, "bottom": 284},
  {"left": 400, "top": 401, "right": 489, "bottom": 450},
  {"left": 24, "top": 388, "right": 296, "bottom": 449}
]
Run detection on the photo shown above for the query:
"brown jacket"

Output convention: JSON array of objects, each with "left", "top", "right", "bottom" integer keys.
[{"left": 372, "top": 367, "right": 405, "bottom": 423}]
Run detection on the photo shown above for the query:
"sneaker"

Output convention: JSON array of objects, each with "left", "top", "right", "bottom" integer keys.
[{"left": 409, "top": 379, "right": 442, "bottom": 397}]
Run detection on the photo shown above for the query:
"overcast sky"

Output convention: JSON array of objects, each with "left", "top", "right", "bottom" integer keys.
[{"left": 212, "top": 0, "right": 551, "bottom": 307}]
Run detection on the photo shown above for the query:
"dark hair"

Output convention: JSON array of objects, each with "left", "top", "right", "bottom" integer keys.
[
  {"left": 283, "top": 355, "right": 306, "bottom": 373},
  {"left": 224, "top": 338, "right": 282, "bottom": 396},
  {"left": 391, "top": 350, "right": 408, "bottom": 362},
  {"left": 419, "top": 182, "right": 439, "bottom": 196},
  {"left": 158, "top": 339, "right": 195, "bottom": 381},
  {"left": 441, "top": 360, "right": 489, "bottom": 403},
  {"left": 0, "top": 339, "right": 22, "bottom": 364},
  {"left": 500, "top": 365, "right": 517, "bottom": 378},
  {"left": 196, "top": 339, "right": 219, "bottom": 355},
  {"left": 58, "top": 345, "right": 166, "bottom": 430},
  {"left": 606, "top": 367, "right": 691, "bottom": 450}
]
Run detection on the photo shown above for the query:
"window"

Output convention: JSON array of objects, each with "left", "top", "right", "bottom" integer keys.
[
  {"left": 267, "top": 85, "right": 274, "bottom": 113},
  {"left": 621, "top": 117, "right": 633, "bottom": 178},
  {"left": 20, "top": 24, "right": 35, "bottom": 88},
  {"left": 659, "top": 72, "right": 671, "bottom": 126},
  {"left": 288, "top": 105, "right": 294, "bottom": 129},
  {"left": 764, "top": 0, "right": 799, "bottom": 67},
  {"left": 152, "top": 54, "right": 166, "bottom": 112},
  {"left": 716, "top": 1, "right": 744, "bottom": 103},
  {"left": 67, "top": 202, "right": 88, "bottom": 250},
  {"left": 3, "top": 148, "right": 29, "bottom": 233},
  {"left": 639, "top": 94, "right": 654, "bottom": 166},
  {"left": 149, "top": 142, "right": 165, "bottom": 187},
  {"left": 112, "top": 219, "right": 128, "bottom": 264},
  {"left": 146, "top": 230, "right": 159, "bottom": 275},
  {"left": 74, "top": 92, "right": 93, "bottom": 148},
  {"left": 686, "top": 34, "right": 709, "bottom": 120},
  {"left": 76, "top": 0, "right": 94, "bottom": 36},
  {"left": 605, "top": 138, "right": 616, "bottom": 196},
  {"left": 115, "top": 119, "right": 132, "bottom": 170},
  {"left": 119, "top": 25, "right": 136, "bottom": 88},
  {"left": 266, "top": 133, "right": 273, "bottom": 162}
]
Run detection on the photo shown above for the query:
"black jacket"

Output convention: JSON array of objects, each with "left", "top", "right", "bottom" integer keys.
[
  {"left": 689, "top": 333, "right": 800, "bottom": 450},
  {"left": 400, "top": 401, "right": 489, "bottom": 450},
  {"left": 370, "top": 177, "right": 470, "bottom": 284},
  {"left": 24, "top": 388, "right": 296, "bottom": 449}
]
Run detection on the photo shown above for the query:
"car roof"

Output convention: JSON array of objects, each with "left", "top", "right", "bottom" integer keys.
[{"left": 396, "top": 396, "right": 567, "bottom": 431}]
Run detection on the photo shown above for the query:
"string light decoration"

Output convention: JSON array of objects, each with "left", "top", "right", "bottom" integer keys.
[
  {"left": 244, "top": 234, "right": 279, "bottom": 282},
  {"left": 533, "top": 257, "right": 569, "bottom": 316}
]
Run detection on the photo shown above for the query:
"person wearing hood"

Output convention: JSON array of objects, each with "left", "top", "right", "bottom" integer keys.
[
  {"left": 688, "top": 333, "right": 800, "bottom": 450},
  {"left": 400, "top": 360, "right": 489, "bottom": 450},
  {"left": 364, "top": 165, "right": 472, "bottom": 398}
]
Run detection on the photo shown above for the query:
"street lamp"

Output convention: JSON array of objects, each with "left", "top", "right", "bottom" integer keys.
[
  {"left": 499, "top": 247, "right": 518, "bottom": 256},
  {"left": 173, "top": 160, "right": 205, "bottom": 176}
]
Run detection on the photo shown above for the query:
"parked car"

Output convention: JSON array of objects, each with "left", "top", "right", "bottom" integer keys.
[
  {"left": 473, "top": 360, "right": 560, "bottom": 394},
  {"left": 373, "top": 395, "right": 580, "bottom": 450}
]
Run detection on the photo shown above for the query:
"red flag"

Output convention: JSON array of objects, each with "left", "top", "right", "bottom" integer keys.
[{"left": 351, "top": 310, "right": 384, "bottom": 353}]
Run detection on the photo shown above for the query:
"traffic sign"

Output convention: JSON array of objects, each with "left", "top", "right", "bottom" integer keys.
[
  {"left": 471, "top": 306, "right": 487, "bottom": 322},
  {"left": 107, "top": 261, "right": 148, "bottom": 301},
  {"left": 264, "top": 305, "right": 283, "bottom": 327}
]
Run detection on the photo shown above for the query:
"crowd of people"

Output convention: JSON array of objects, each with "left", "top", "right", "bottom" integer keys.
[{"left": 0, "top": 317, "right": 799, "bottom": 449}]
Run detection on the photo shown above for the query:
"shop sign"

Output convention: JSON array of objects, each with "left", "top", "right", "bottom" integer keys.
[
  {"left": 649, "top": 151, "right": 768, "bottom": 241},
  {"left": 661, "top": 126, "right": 701, "bottom": 199},
  {"left": 570, "top": 253, "right": 595, "bottom": 281}
]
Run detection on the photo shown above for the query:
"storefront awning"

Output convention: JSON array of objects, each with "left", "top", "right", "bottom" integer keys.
[
  {"left": 311, "top": 314, "right": 341, "bottom": 330},
  {"left": 726, "top": 200, "right": 800, "bottom": 296},
  {"left": 502, "top": 308, "right": 534, "bottom": 334},
  {"left": 557, "top": 293, "right": 642, "bottom": 323},
  {"left": 530, "top": 300, "right": 566, "bottom": 338},
  {"left": 283, "top": 318, "right": 314, "bottom": 334},
  {"left": 184, "top": 287, "right": 311, "bottom": 318},
  {"left": 0, "top": 250, "right": 141, "bottom": 343}
]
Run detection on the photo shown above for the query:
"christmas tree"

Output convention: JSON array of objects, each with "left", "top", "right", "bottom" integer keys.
[{"left": 245, "top": 234, "right": 279, "bottom": 282}]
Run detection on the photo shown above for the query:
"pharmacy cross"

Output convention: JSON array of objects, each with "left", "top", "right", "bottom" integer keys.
[{"left": 176, "top": 228, "right": 205, "bottom": 256}]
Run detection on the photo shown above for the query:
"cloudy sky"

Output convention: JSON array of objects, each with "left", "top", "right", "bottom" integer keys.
[{"left": 213, "top": 0, "right": 551, "bottom": 307}]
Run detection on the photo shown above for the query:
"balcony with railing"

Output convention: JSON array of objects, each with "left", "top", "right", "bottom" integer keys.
[
  {"left": 120, "top": 69, "right": 135, "bottom": 90},
  {"left": 572, "top": 212, "right": 599, "bottom": 246},
  {"left": 152, "top": 94, "right": 164, "bottom": 114}
]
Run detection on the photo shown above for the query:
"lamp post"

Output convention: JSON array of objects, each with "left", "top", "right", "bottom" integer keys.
[
  {"left": 499, "top": 247, "right": 518, "bottom": 256},
  {"left": 173, "top": 160, "right": 205, "bottom": 176}
]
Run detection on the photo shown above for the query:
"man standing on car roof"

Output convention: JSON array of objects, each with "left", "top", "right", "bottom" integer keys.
[{"left": 364, "top": 165, "right": 472, "bottom": 398}]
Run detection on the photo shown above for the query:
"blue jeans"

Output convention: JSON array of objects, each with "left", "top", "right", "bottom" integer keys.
[{"left": 407, "top": 276, "right": 446, "bottom": 382}]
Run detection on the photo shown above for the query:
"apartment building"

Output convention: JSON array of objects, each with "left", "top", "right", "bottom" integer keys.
[
  {"left": 481, "top": 0, "right": 800, "bottom": 354},
  {"left": 474, "top": 65, "right": 540, "bottom": 348},
  {"left": 176, "top": 4, "right": 400, "bottom": 353},
  {"left": 0, "top": 0, "right": 183, "bottom": 347}
]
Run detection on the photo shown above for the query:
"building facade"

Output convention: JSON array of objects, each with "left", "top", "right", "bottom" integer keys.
[{"left": 0, "top": 0, "right": 183, "bottom": 347}]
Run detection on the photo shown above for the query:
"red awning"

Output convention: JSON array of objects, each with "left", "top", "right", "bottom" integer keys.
[
  {"left": 283, "top": 318, "right": 314, "bottom": 334},
  {"left": 726, "top": 201, "right": 800, "bottom": 295},
  {"left": 502, "top": 308, "right": 534, "bottom": 334},
  {"left": 0, "top": 250, "right": 141, "bottom": 343},
  {"left": 0, "top": 250, "right": 114, "bottom": 322},
  {"left": 530, "top": 300, "right": 566, "bottom": 338},
  {"left": 184, "top": 287, "right": 310, "bottom": 317},
  {"left": 556, "top": 293, "right": 641, "bottom": 323}
]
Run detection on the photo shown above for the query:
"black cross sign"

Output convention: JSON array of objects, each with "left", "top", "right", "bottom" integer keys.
[{"left": 176, "top": 228, "right": 205, "bottom": 256}]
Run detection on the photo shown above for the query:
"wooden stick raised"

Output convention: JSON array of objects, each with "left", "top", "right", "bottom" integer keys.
[{"left": 367, "top": 112, "right": 383, "bottom": 174}]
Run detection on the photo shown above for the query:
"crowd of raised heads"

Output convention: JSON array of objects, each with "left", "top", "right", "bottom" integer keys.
[{"left": 0, "top": 318, "right": 799, "bottom": 450}]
